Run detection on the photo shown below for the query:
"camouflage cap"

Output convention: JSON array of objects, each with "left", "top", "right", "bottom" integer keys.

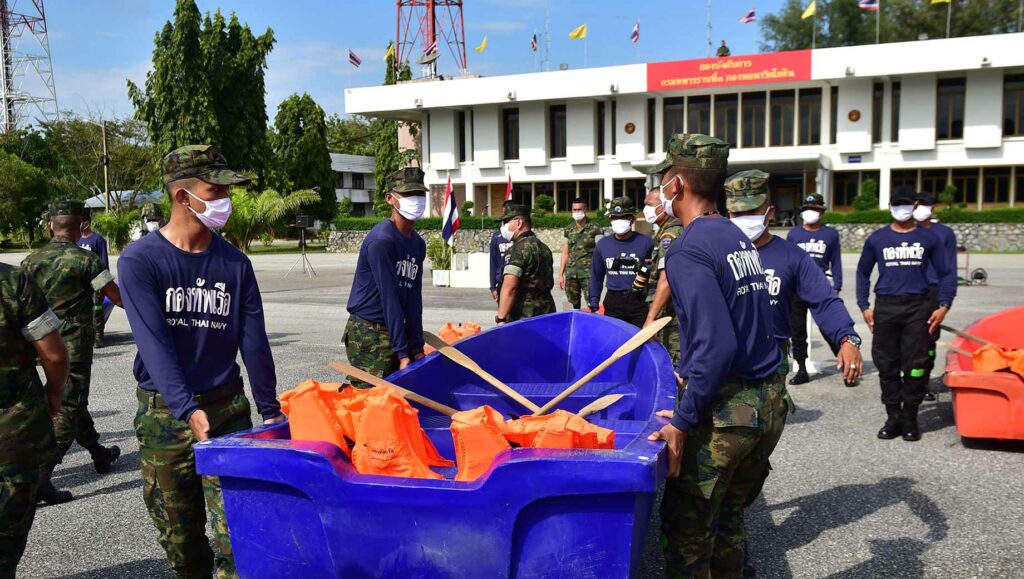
[
  {"left": 724, "top": 170, "right": 770, "bottom": 213},
  {"left": 388, "top": 167, "right": 429, "bottom": 194},
  {"left": 635, "top": 133, "right": 730, "bottom": 175},
  {"left": 49, "top": 199, "right": 85, "bottom": 217},
  {"left": 162, "top": 144, "right": 251, "bottom": 186},
  {"left": 800, "top": 193, "right": 826, "bottom": 211},
  {"left": 606, "top": 196, "right": 637, "bottom": 217},
  {"left": 141, "top": 202, "right": 163, "bottom": 220},
  {"left": 499, "top": 203, "right": 530, "bottom": 222}
]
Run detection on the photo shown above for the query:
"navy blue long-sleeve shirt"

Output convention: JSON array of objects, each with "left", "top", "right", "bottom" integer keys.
[
  {"left": 346, "top": 220, "right": 425, "bottom": 360},
  {"left": 923, "top": 222, "right": 957, "bottom": 287},
  {"left": 856, "top": 225, "right": 957, "bottom": 311},
  {"left": 758, "top": 236, "right": 856, "bottom": 345},
  {"left": 118, "top": 232, "right": 279, "bottom": 422},
  {"left": 786, "top": 225, "right": 842, "bottom": 291},
  {"left": 588, "top": 232, "right": 653, "bottom": 309},
  {"left": 78, "top": 232, "right": 109, "bottom": 270},
  {"left": 489, "top": 230, "right": 512, "bottom": 292},
  {"left": 664, "top": 217, "right": 781, "bottom": 434}
]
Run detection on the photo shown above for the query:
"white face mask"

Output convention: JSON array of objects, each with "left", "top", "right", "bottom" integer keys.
[
  {"left": 392, "top": 193, "right": 426, "bottom": 221},
  {"left": 890, "top": 204, "right": 914, "bottom": 223},
  {"left": 800, "top": 209, "right": 821, "bottom": 225},
  {"left": 913, "top": 205, "right": 933, "bottom": 222},
  {"left": 571, "top": 211, "right": 586, "bottom": 222},
  {"left": 186, "top": 189, "right": 233, "bottom": 230},
  {"left": 146, "top": 221, "right": 160, "bottom": 232},
  {"left": 659, "top": 176, "right": 681, "bottom": 218},
  {"left": 642, "top": 204, "right": 661, "bottom": 224},
  {"left": 610, "top": 219, "right": 633, "bottom": 235},
  {"left": 500, "top": 218, "right": 519, "bottom": 241},
  {"left": 730, "top": 207, "right": 772, "bottom": 242}
]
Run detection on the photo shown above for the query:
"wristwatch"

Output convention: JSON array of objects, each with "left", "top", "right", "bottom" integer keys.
[
  {"left": 495, "top": 315, "right": 508, "bottom": 324},
  {"left": 938, "top": 302, "right": 952, "bottom": 310},
  {"left": 839, "top": 334, "right": 862, "bottom": 348}
]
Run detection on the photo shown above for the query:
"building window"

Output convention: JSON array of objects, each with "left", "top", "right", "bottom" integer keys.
[
  {"left": 871, "top": 82, "right": 884, "bottom": 144},
  {"left": 714, "top": 94, "right": 739, "bottom": 147},
  {"left": 951, "top": 168, "right": 978, "bottom": 204},
  {"left": 1017, "top": 167, "right": 1024, "bottom": 204},
  {"left": 555, "top": 182, "right": 575, "bottom": 212},
  {"left": 597, "top": 101, "right": 606, "bottom": 156},
  {"left": 578, "top": 180, "right": 601, "bottom": 210},
  {"left": 890, "top": 82, "right": 901, "bottom": 143},
  {"left": 833, "top": 172, "right": 859, "bottom": 207},
  {"left": 770, "top": 90, "right": 795, "bottom": 147},
  {"left": 687, "top": 95, "right": 711, "bottom": 135},
  {"left": 798, "top": 88, "right": 821, "bottom": 146},
  {"left": 891, "top": 169, "right": 917, "bottom": 192},
  {"left": 549, "top": 104, "right": 567, "bottom": 158},
  {"left": 920, "top": 169, "right": 947, "bottom": 197},
  {"left": 510, "top": 182, "right": 531, "bottom": 206},
  {"left": 983, "top": 168, "right": 1010, "bottom": 205},
  {"left": 337, "top": 173, "right": 345, "bottom": 189},
  {"left": 457, "top": 110, "right": 467, "bottom": 163},
  {"left": 611, "top": 100, "right": 617, "bottom": 152},
  {"left": 1004, "top": 74, "right": 1024, "bottom": 136},
  {"left": 742, "top": 92, "right": 767, "bottom": 148},
  {"left": 663, "top": 97, "right": 685, "bottom": 149},
  {"left": 937, "top": 78, "right": 966, "bottom": 140},
  {"left": 502, "top": 107, "right": 519, "bottom": 160},
  {"left": 647, "top": 98, "right": 656, "bottom": 153},
  {"left": 352, "top": 173, "right": 364, "bottom": 189},
  {"left": 829, "top": 86, "right": 838, "bottom": 145}
]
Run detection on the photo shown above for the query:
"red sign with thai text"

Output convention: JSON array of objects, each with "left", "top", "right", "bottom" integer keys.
[{"left": 647, "top": 50, "right": 812, "bottom": 92}]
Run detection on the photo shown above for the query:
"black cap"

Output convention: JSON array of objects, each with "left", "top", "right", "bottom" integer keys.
[
  {"left": 800, "top": 193, "right": 826, "bottom": 210},
  {"left": 915, "top": 191, "right": 936, "bottom": 206},
  {"left": 891, "top": 185, "right": 916, "bottom": 205}
]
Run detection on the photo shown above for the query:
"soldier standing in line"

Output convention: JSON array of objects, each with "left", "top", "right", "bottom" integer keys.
[
  {"left": 857, "top": 186, "right": 957, "bottom": 442},
  {"left": 786, "top": 193, "right": 845, "bottom": 385},
  {"left": 558, "top": 197, "right": 602, "bottom": 310},
  {"left": 141, "top": 202, "right": 166, "bottom": 236},
  {"left": 913, "top": 191, "right": 958, "bottom": 402},
  {"left": 119, "top": 145, "right": 284, "bottom": 577},
  {"left": 0, "top": 263, "right": 69, "bottom": 575},
  {"left": 22, "top": 200, "right": 123, "bottom": 505},
  {"left": 77, "top": 208, "right": 110, "bottom": 347},
  {"left": 646, "top": 134, "right": 788, "bottom": 577},
  {"left": 588, "top": 197, "right": 653, "bottom": 327},
  {"left": 494, "top": 204, "right": 556, "bottom": 324},
  {"left": 638, "top": 187, "right": 684, "bottom": 363},
  {"left": 344, "top": 167, "right": 428, "bottom": 385}
]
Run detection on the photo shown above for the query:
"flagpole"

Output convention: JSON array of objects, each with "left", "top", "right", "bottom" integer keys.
[
  {"left": 812, "top": 14, "right": 817, "bottom": 50},
  {"left": 946, "top": 1, "right": 952, "bottom": 38},
  {"left": 584, "top": 36, "right": 588, "bottom": 68},
  {"left": 875, "top": 3, "right": 880, "bottom": 44}
]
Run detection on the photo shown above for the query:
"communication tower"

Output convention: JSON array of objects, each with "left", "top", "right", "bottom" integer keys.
[
  {"left": 0, "top": 0, "right": 58, "bottom": 132},
  {"left": 396, "top": 0, "right": 467, "bottom": 77}
]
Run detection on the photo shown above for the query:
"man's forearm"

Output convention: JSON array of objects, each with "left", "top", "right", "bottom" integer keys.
[
  {"left": 559, "top": 245, "right": 569, "bottom": 275},
  {"left": 497, "top": 275, "right": 519, "bottom": 319},
  {"left": 647, "top": 275, "right": 672, "bottom": 323}
]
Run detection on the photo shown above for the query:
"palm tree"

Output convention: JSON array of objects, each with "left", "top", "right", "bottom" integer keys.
[{"left": 221, "top": 187, "right": 321, "bottom": 252}]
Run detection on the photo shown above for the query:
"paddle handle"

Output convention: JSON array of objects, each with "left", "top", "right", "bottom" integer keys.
[
  {"left": 937, "top": 341, "right": 973, "bottom": 358},
  {"left": 939, "top": 324, "right": 994, "bottom": 347},
  {"left": 423, "top": 332, "right": 542, "bottom": 413},
  {"left": 328, "top": 361, "right": 458, "bottom": 417}
]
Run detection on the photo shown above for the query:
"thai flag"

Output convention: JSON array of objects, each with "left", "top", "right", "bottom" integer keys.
[
  {"left": 348, "top": 49, "right": 362, "bottom": 68},
  {"left": 441, "top": 176, "right": 460, "bottom": 247},
  {"left": 531, "top": 33, "right": 538, "bottom": 52},
  {"left": 630, "top": 20, "right": 640, "bottom": 43},
  {"left": 422, "top": 39, "right": 439, "bottom": 56},
  {"left": 858, "top": 0, "right": 879, "bottom": 11},
  {"left": 740, "top": 7, "right": 757, "bottom": 23},
  {"left": 505, "top": 174, "right": 513, "bottom": 202}
]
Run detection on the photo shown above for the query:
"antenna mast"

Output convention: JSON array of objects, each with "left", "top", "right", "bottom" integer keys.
[{"left": 0, "top": 0, "right": 58, "bottom": 132}]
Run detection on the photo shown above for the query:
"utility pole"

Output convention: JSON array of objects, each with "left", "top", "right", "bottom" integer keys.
[
  {"left": 101, "top": 120, "right": 110, "bottom": 212},
  {"left": 706, "top": 0, "right": 713, "bottom": 57},
  {"left": 543, "top": 0, "right": 550, "bottom": 72}
]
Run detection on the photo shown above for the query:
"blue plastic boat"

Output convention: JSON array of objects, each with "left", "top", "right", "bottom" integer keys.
[{"left": 195, "top": 311, "right": 675, "bottom": 578}]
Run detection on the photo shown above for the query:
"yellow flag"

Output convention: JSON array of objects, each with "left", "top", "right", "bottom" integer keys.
[
  {"left": 384, "top": 42, "right": 395, "bottom": 61},
  {"left": 801, "top": 1, "right": 816, "bottom": 19},
  {"left": 474, "top": 36, "right": 488, "bottom": 52},
  {"left": 569, "top": 24, "right": 588, "bottom": 40},
  {"left": 931, "top": 0, "right": 951, "bottom": 3}
]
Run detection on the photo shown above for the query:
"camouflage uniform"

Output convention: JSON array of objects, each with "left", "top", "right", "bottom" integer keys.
[
  {"left": 21, "top": 203, "right": 115, "bottom": 478},
  {"left": 562, "top": 220, "right": 602, "bottom": 309},
  {"left": 0, "top": 263, "right": 60, "bottom": 574},
  {"left": 501, "top": 204, "right": 556, "bottom": 321},
  {"left": 646, "top": 217, "right": 684, "bottom": 362}
]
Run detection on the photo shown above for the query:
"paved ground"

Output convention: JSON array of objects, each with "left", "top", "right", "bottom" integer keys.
[{"left": 4, "top": 249, "right": 1023, "bottom": 578}]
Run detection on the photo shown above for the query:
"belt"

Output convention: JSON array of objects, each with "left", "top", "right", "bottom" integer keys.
[
  {"left": 350, "top": 314, "right": 388, "bottom": 331},
  {"left": 875, "top": 292, "right": 929, "bottom": 303},
  {"left": 606, "top": 289, "right": 637, "bottom": 295},
  {"left": 137, "top": 377, "right": 244, "bottom": 409}
]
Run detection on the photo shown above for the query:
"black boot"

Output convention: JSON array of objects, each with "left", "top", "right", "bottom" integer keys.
[
  {"left": 789, "top": 360, "right": 809, "bottom": 385},
  {"left": 36, "top": 472, "right": 73, "bottom": 505},
  {"left": 902, "top": 404, "right": 922, "bottom": 441},
  {"left": 922, "top": 392, "right": 936, "bottom": 401},
  {"left": 91, "top": 445, "right": 121, "bottom": 474},
  {"left": 877, "top": 404, "right": 902, "bottom": 439}
]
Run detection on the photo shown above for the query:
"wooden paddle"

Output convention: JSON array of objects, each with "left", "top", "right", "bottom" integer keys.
[
  {"left": 533, "top": 316, "right": 673, "bottom": 416},
  {"left": 329, "top": 361, "right": 458, "bottom": 417},
  {"left": 576, "top": 394, "right": 624, "bottom": 419},
  {"left": 940, "top": 324, "right": 994, "bottom": 347},
  {"left": 937, "top": 341, "right": 974, "bottom": 358},
  {"left": 422, "top": 331, "right": 542, "bottom": 413}
]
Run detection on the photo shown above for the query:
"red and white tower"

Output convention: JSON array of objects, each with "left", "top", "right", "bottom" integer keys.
[
  {"left": 396, "top": 0, "right": 466, "bottom": 77},
  {"left": 0, "top": 0, "right": 58, "bottom": 132}
]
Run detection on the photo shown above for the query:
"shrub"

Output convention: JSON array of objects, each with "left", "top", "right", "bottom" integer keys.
[
  {"left": 851, "top": 178, "right": 879, "bottom": 212},
  {"left": 461, "top": 200, "right": 474, "bottom": 219},
  {"left": 533, "top": 194, "right": 555, "bottom": 217},
  {"left": 425, "top": 232, "right": 451, "bottom": 269},
  {"left": 92, "top": 209, "right": 141, "bottom": 251},
  {"left": 939, "top": 185, "right": 957, "bottom": 209},
  {"left": 823, "top": 207, "right": 1024, "bottom": 224}
]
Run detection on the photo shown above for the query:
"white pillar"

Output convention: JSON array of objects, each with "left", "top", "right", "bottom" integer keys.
[{"left": 879, "top": 166, "right": 892, "bottom": 208}]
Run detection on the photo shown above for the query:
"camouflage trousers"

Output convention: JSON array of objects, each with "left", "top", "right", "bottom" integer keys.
[
  {"left": 563, "top": 268, "right": 590, "bottom": 310},
  {"left": 0, "top": 479, "right": 38, "bottom": 579},
  {"left": 44, "top": 361, "right": 102, "bottom": 473},
  {"left": 657, "top": 314, "right": 681, "bottom": 365},
  {"left": 777, "top": 340, "right": 791, "bottom": 378},
  {"left": 661, "top": 373, "right": 791, "bottom": 579},
  {"left": 93, "top": 291, "right": 106, "bottom": 340},
  {"left": 135, "top": 384, "right": 252, "bottom": 579},
  {"left": 343, "top": 316, "right": 400, "bottom": 389}
]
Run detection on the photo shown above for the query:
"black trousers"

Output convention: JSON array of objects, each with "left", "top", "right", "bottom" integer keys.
[
  {"left": 603, "top": 290, "right": 648, "bottom": 328},
  {"left": 923, "top": 286, "right": 940, "bottom": 381},
  {"left": 871, "top": 294, "right": 933, "bottom": 405},
  {"left": 788, "top": 296, "right": 840, "bottom": 362}
]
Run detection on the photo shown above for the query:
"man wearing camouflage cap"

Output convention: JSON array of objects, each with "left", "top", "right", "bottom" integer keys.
[
  {"left": 639, "top": 186, "right": 684, "bottom": 362},
  {"left": 118, "top": 145, "right": 283, "bottom": 577},
  {"left": 140, "top": 202, "right": 166, "bottom": 236},
  {"left": 558, "top": 197, "right": 602, "bottom": 310},
  {"left": 644, "top": 135, "right": 784, "bottom": 577},
  {"left": 786, "top": 192, "right": 845, "bottom": 385},
  {"left": 344, "top": 167, "right": 429, "bottom": 386},
  {"left": 77, "top": 207, "right": 112, "bottom": 347},
  {"left": 588, "top": 197, "right": 652, "bottom": 327},
  {"left": 22, "top": 200, "right": 124, "bottom": 505},
  {"left": 494, "top": 203, "right": 556, "bottom": 323}
]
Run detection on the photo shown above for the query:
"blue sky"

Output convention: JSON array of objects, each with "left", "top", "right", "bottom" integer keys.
[{"left": 48, "top": 0, "right": 790, "bottom": 121}]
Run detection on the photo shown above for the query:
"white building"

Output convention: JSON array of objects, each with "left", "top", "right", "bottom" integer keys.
[
  {"left": 331, "top": 153, "right": 376, "bottom": 216},
  {"left": 347, "top": 33, "right": 1024, "bottom": 219}
]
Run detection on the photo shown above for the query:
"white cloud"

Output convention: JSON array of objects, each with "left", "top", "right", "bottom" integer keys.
[{"left": 54, "top": 61, "right": 151, "bottom": 118}]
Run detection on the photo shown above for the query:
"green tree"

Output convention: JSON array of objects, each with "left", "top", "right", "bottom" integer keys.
[
  {"left": 373, "top": 44, "right": 417, "bottom": 217},
  {"left": 128, "top": 0, "right": 274, "bottom": 179},
  {"left": 0, "top": 152, "right": 52, "bottom": 246},
  {"left": 220, "top": 187, "right": 320, "bottom": 252},
  {"left": 852, "top": 178, "right": 879, "bottom": 211},
  {"left": 92, "top": 210, "right": 141, "bottom": 252},
  {"left": 271, "top": 93, "right": 338, "bottom": 221},
  {"left": 326, "top": 114, "right": 375, "bottom": 156}
]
